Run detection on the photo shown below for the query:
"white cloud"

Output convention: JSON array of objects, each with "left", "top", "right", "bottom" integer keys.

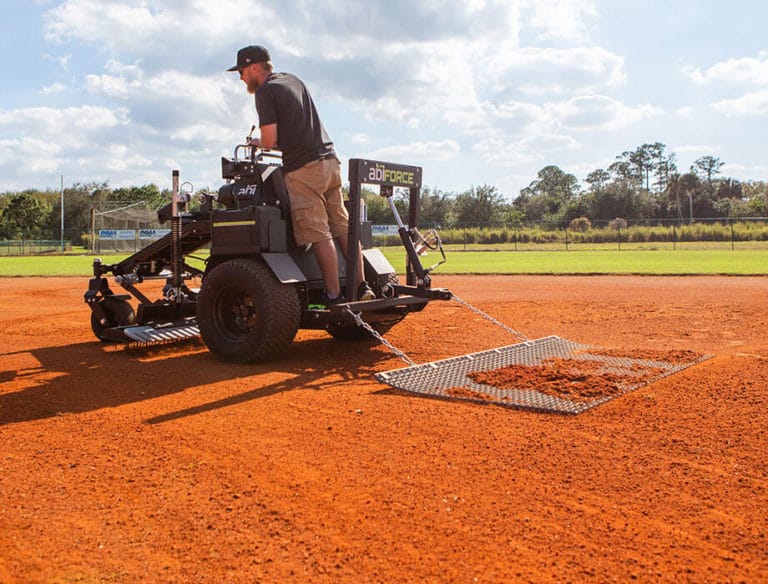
[
  {"left": 104, "top": 150, "right": 154, "bottom": 173},
  {"left": 42, "top": 82, "right": 67, "bottom": 94},
  {"left": 471, "top": 132, "right": 579, "bottom": 169},
  {"left": 349, "top": 133, "right": 369, "bottom": 145},
  {"left": 0, "top": 103, "right": 227, "bottom": 190},
  {"left": 476, "top": 100, "right": 551, "bottom": 135},
  {"left": 722, "top": 162, "right": 768, "bottom": 177},
  {"left": 309, "top": 39, "right": 624, "bottom": 133},
  {"left": 38, "top": 0, "right": 616, "bottom": 145},
  {"left": 687, "top": 52, "right": 768, "bottom": 117},
  {"left": 472, "top": 137, "right": 545, "bottom": 167},
  {"left": 85, "top": 72, "right": 133, "bottom": 98},
  {"left": 527, "top": 133, "right": 581, "bottom": 151},
  {"left": 522, "top": 0, "right": 598, "bottom": 43},
  {"left": 490, "top": 47, "right": 625, "bottom": 96},
  {"left": 13, "top": 0, "right": 743, "bottom": 195},
  {"left": 46, "top": 0, "right": 162, "bottom": 45},
  {"left": 44, "top": 52, "right": 72, "bottom": 71},
  {"left": 84, "top": 62, "right": 235, "bottom": 136},
  {"left": 688, "top": 51, "right": 768, "bottom": 85},
  {"left": 712, "top": 89, "right": 768, "bottom": 116},
  {"left": 0, "top": 137, "right": 62, "bottom": 177},
  {"left": 42, "top": 0, "right": 615, "bottom": 133},
  {"left": 468, "top": 94, "right": 656, "bottom": 154},
  {"left": 0, "top": 105, "right": 132, "bottom": 187},
  {"left": 0, "top": 105, "right": 127, "bottom": 137},
  {"left": 674, "top": 144, "right": 716, "bottom": 156},
  {"left": 554, "top": 95, "right": 660, "bottom": 130},
  {"left": 364, "top": 140, "right": 461, "bottom": 163}
]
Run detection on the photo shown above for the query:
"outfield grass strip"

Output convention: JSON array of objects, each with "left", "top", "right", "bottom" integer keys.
[{"left": 1, "top": 248, "right": 766, "bottom": 277}]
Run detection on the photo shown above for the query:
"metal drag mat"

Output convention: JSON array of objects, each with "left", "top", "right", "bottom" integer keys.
[{"left": 375, "top": 336, "right": 711, "bottom": 414}]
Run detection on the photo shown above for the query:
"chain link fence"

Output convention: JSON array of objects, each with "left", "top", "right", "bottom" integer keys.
[
  {"left": 3, "top": 217, "right": 768, "bottom": 256},
  {"left": 0, "top": 201, "right": 169, "bottom": 256},
  {"left": 372, "top": 217, "right": 768, "bottom": 251}
]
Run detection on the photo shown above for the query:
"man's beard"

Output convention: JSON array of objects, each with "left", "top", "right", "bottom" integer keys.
[{"left": 246, "top": 78, "right": 261, "bottom": 94}]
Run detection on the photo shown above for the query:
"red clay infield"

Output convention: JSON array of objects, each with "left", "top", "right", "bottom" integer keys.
[{"left": 1, "top": 275, "right": 766, "bottom": 582}]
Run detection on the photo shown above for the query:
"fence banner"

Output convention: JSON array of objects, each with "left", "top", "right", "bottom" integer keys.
[
  {"left": 99, "top": 229, "right": 136, "bottom": 240},
  {"left": 372, "top": 224, "right": 399, "bottom": 236},
  {"left": 139, "top": 229, "right": 171, "bottom": 240}
]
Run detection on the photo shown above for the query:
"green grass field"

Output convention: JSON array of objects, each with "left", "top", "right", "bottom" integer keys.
[
  {"left": 381, "top": 248, "right": 768, "bottom": 275},
  {"left": 1, "top": 247, "right": 766, "bottom": 276}
]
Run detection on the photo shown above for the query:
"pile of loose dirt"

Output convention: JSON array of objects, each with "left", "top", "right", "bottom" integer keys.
[
  {"left": 469, "top": 357, "right": 666, "bottom": 402},
  {"left": 580, "top": 347, "right": 703, "bottom": 365}
]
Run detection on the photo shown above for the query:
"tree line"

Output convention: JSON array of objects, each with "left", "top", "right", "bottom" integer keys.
[
  {"left": 2, "top": 142, "right": 767, "bottom": 241},
  {"left": 366, "top": 143, "right": 767, "bottom": 230},
  {"left": 512, "top": 144, "right": 767, "bottom": 229},
  {"left": 0, "top": 183, "right": 168, "bottom": 240}
]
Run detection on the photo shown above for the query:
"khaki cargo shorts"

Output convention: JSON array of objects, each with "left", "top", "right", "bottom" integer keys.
[{"left": 284, "top": 157, "right": 349, "bottom": 246}]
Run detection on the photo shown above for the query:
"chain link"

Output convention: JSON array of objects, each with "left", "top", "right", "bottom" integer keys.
[
  {"left": 450, "top": 294, "right": 530, "bottom": 342},
  {"left": 344, "top": 308, "right": 417, "bottom": 367},
  {"left": 344, "top": 293, "right": 529, "bottom": 367}
]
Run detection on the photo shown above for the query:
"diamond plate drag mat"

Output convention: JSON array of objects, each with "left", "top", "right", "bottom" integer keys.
[{"left": 375, "top": 336, "right": 711, "bottom": 414}]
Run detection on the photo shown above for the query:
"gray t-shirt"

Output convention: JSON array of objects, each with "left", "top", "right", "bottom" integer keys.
[{"left": 255, "top": 72, "right": 336, "bottom": 172}]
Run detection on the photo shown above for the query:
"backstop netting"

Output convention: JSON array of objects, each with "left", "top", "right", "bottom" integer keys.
[{"left": 94, "top": 201, "right": 166, "bottom": 254}]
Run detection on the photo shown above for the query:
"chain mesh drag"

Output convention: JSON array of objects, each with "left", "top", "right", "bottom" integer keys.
[{"left": 375, "top": 335, "right": 711, "bottom": 414}]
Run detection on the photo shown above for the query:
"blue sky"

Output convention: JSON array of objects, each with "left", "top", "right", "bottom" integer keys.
[{"left": 1, "top": 0, "right": 767, "bottom": 199}]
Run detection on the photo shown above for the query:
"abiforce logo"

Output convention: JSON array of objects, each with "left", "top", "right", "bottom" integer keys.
[
  {"left": 237, "top": 183, "right": 259, "bottom": 196},
  {"left": 367, "top": 163, "right": 417, "bottom": 187}
]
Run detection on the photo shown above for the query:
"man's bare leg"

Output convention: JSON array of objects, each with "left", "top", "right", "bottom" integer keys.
[
  {"left": 335, "top": 233, "right": 366, "bottom": 288},
  {"left": 312, "top": 238, "right": 341, "bottom": 298}
]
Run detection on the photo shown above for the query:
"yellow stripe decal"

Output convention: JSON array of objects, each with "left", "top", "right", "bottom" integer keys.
[{"left": 212, "top": 221, "right": 255, "bottom": 228}]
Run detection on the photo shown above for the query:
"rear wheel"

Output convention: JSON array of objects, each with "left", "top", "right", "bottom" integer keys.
[
  {"left": 197, "top": 258, "right": 300, "bottom": 362},
  {"left": 91, "top": 297, "right": 136, "bottom": 342}
]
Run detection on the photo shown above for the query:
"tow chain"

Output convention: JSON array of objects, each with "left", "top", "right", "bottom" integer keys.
[
  {"left": 450, "top": 294, "right": 530, "bottom": 342},
  {"left": 345, "top": 308, "right": 416, "bottom": 367},
  {"left": 344, "top": 293, "right": 530, "bottom": 368}
]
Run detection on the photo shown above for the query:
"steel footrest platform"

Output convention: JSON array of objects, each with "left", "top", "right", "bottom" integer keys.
[{"left": 123, "top": 323, "right": 200, "bottom": 344}]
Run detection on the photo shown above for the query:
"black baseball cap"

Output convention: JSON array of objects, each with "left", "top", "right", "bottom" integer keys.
[{"left": 227, "top": 45, "right": 271, "bottom": 72}]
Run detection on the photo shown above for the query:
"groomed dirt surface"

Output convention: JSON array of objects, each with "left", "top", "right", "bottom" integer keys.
[{"left": 1, "top": 275, "right": 767, "bottom": 583}]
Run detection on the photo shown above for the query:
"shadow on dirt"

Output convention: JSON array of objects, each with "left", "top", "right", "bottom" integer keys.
[{"left": 0, "top": 336, "right": 389, "bottom": 426}]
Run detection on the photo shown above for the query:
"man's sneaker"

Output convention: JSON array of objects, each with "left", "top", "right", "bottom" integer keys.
[
  {"left": 323, "top": 294, "right": 346, "bottom": 307},
  {"left": 357, "top": 283, "right": 376, "bottom": 301}
]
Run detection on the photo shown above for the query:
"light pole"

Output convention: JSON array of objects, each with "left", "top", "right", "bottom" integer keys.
[
  {"left": 60, "top": 175, "right": 64, "bottom": 252},
  {"left": 688, "top": 191, "right": 693, "bottom": 224}
]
